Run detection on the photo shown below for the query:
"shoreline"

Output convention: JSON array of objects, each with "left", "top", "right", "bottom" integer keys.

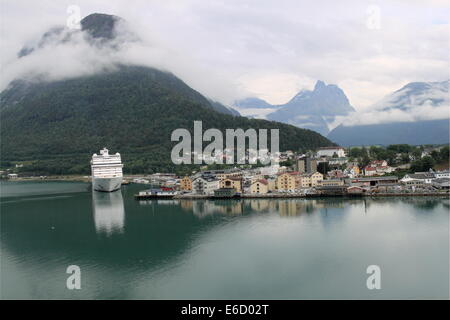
[{"left": 173, "top": 192, "right": 449, "bottom": 200}]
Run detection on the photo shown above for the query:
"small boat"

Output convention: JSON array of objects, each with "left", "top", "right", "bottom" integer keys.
[{"left": 134, "top": 187, "right": 178, "bottom": 199}]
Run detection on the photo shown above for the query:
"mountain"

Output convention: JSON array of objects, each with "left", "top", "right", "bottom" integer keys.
[
  {"left": 327, "top": 80, "right": 449, "bottom": 146},
  {"left": 18, "top": 13, "right": 131, "bottom": 58},
  {"left": 234, "top": 81, "right": 355, "bottom": 135},
  {"left": 373, "top": 80, "right": 449, "bottom": 112},
  {"left": 208, "top": 99, "right": 240, "bottom": 116},
  {"left": 1, "top": 14, "right": 333, "bottom": 175},
  {"left": 233, "top": 97, "right": 276, "bottom": 109},
  {"left": 328, "top": 119, "right": 449, "bottom": 146}
]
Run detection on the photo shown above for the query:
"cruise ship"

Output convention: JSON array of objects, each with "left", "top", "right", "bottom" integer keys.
[{"left": 91, "top": 148, "right": 123, "bottom": 192}]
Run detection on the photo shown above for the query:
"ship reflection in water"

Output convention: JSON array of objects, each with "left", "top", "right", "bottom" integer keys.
[{"left": 92, "top": 191, "right": 125, "bottom": 235}]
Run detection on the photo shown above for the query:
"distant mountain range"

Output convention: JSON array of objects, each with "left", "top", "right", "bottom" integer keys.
[
  {"left": 0, "top": 13, "right": 332, "bottom": 174},
  {"left": 234, "top": 80, "right": 355, "bottom": 135},
  {"left": 235, "top": 80, "right": 449, "bottom": 146},
  {"left": 327, "top": 80, "right": 449, "bottom": 146}
]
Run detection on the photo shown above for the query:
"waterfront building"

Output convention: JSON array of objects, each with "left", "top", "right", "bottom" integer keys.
[
  {"left": 192, "top": 177, "right": 220, "bottom": 195},
  {"left": 351, "top": 176, "right": 398, "bottom": 187},
  {"left": 310, "top": 172, "right": 324, "bottom": 187},
  {"left": 180, "top": 176, "right": 193, "bottom": 191},
  {"left": 276, "top": 172, "right": 300, "bottom": 192},
  {"left": 250, "top": 179, "right": 269, "bottom": 194},
  {"left": 432, "top": 178, "right": 450, "bottom": 189},
  {"left": 214, "top": 188, "right": 238, "bottom": 198},
  {"left": 219, "top": 177, "right": 242, "bottom": 192},
  {"left": 400, "top": 172, "right": 435, "bottom": 184},
  {"left": 434, "top": 169, "right": 450, "bottom": 179}
]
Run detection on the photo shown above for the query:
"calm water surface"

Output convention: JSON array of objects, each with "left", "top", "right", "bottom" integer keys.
[{"left": 1, "top": 181, "right": 449, "bottom": 299}]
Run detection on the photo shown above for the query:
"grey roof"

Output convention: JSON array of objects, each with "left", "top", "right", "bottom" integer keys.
[
  {"left": 352, "top": 176, "right": 398, "bottom": 181},
  {"left": 408, "top": 173, "right": 435, "bottom": 179}
]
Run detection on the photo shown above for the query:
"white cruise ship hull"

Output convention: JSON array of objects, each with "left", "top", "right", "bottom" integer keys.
[{"left": 92, "top": 177, "right": 123, "bottom": 192}]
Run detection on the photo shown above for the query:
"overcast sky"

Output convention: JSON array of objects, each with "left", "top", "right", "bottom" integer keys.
[{"left": 1, "top": 0, "right": 448, "bottom": 110}]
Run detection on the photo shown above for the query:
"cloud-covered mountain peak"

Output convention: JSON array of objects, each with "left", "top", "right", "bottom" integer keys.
[
  {"left": 80, "top": 13, "right": 123, "bottom": 40},
  {"left": 372, "top": 79, "right": 449, "bottom": 112},
  {"left": 17, "top": 13, "right": 136, "bottom": 58}
]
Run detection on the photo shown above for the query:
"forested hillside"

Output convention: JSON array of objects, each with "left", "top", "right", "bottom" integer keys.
[{"left": 1, "top": 65, "right": 333, "bottom": 175}]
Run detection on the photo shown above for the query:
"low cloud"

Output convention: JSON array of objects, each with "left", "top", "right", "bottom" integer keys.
[{"left": 1, "top": 0, "right": 449, "bottom": 111}]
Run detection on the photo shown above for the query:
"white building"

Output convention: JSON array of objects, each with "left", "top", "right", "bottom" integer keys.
[
  {"left": 259, "top": 165, "right": 280, "bottom": 176},
  {"left": 316, "top": 147, "right": 346, "bottom": 158},
  {"left": 400, "top": 172, "right": 435, "bottom": 184},
  {"left": 192, "top": 177, "right": 220, "bottom": 195},
  {"left": 434, "top": 169, "right": 450, "bottom": 179}
]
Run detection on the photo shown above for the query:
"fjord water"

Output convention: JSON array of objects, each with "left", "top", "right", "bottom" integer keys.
[{"left": 1, "top": 181, "right": 448, "bottom": 299}]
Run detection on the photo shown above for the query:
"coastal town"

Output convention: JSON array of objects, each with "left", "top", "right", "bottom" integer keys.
[
  {"left": 130, "top": 145, "right": 450, "bottom": 199},
  {"left": 2, "top": 145, "right": 449, "bottom": 198}
]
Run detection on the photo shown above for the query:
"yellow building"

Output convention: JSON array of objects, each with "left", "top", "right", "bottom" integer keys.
[
  {"left": 267, "top": 178, "right": 276, "bottom": 192},
  {"left": 276, "top": 172, "right": 300, "bottom": 191},
  {"left": 352, "top": 166, "right": 360, "bottom": 176},
  {"left": 250, "top": 179, "right": 269, "bottom": 194},
  {"left": 310, "top": 172, "right": 323, "bottom": 187},
  {"left": 299, "top": 174, "right": 311, "bottom": 188},
  {"left": 299, "top": 172, "right": 324, "bottom": 188},
  {"left": 180, "top": 176, "right": 192, "bottom": 191},
  {"left": 219, "top": 177, "right": 242, "bottom": 192}
]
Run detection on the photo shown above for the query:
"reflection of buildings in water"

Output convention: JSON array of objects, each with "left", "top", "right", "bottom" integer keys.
[
  {"left": 92, "top": 191, "right": 125, "bottom": 235},
  {"left": 180, "top": 200, "right": 194, "bottom": 211},
  {"left": 249, "top": 199, "right": 270, "bottom": 212},
  {"left": 192, "top": 200, "right": 243, "bottom": 218},
  {"left": 275, "top": 200, "right": 303, "bottom": 217}
]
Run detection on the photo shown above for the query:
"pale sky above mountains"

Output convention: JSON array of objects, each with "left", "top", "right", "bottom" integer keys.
[{"left": 1, "top": 0, "right": 448, "bottom": 113}]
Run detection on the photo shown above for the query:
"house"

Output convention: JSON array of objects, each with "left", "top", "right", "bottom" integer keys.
[
  {"left": 7, "top": 173, "right": 18, "bottom": 179},
  {"left": 179, "top": 176, "right": 192, "bottom": 191},
  {"left": 327, "top": 170, "right": 345, "bottom": 179},
  {"left": 192, "top": 177, "right": 220, "bottom": 195},
  {"left": 344, "top": 165, "right": 360, "bottom": 178},
  {"left": 250, "top": 179, "right": 269, "bottom": 194},
  {"left": 276, "top": 172, "right": 300, "bottom": 192},
  {"left": 364, "top": 160, "right": 394, "bottom": 176},
  {"left": 219, "top": 177, "right": 242, "bottom": 192},
  {"left": 316, "top": 147, "right": 346, "bottom": 158}
]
